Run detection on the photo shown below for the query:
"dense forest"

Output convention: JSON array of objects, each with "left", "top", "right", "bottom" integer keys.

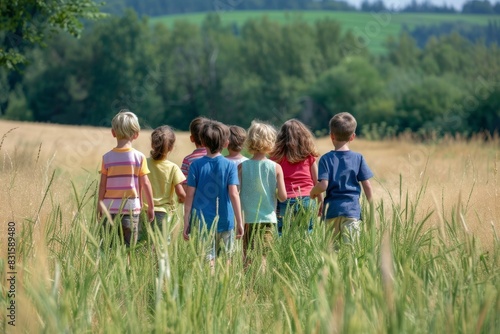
[
  {"left": 100, "top": 0, "right": 500, "bottom": 16},
  {"left": 1, "top": 1, "right": 500, "bottom": 136}
]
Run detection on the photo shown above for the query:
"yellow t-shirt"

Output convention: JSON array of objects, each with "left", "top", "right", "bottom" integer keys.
[{"left": 146, "top": 158, "right": 186, "bottom": 214}]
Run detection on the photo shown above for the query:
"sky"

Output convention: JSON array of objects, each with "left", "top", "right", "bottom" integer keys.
[{"left": 346, "top": 0, "right": 468, "bottom": 10}]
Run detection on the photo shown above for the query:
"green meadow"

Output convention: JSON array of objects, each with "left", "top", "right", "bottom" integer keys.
[{"left": 151, "top": 10, "right": 499, "bottom": 54}]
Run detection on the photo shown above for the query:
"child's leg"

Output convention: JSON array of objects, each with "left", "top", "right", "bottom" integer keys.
[
  {"left": 340, "top": 218, "right": 361, "bottom": 244},
  {"left": 120, "top": 214, "right": 139, "bottom": 247},
  {"left": 325, "top": 217, "right": 342, "bottom": 252},
  {"left": 295, "top": 196, "right": 316, "bottom": 233},
  {"left": 217, "top": 230, "right": 235, "bottom": 259},
  {"left": 276, "top": 200, "right": 289, "bottom": 236},
  {"left": 154, "top": 212, "right": 167, "bottom": 232},
  {"left": 243, "top": 224, "right": 253, "bottom": 266}
]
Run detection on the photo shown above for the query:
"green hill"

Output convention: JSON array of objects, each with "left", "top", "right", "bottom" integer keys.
[{"left": 150, "top": 10, "right": 499, "bottom": 54}]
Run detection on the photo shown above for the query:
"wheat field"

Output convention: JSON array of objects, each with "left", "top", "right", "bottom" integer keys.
[
  {"left": 1, "top": 119, "right": 498, "bottom": 249},
  {"left": 0, "top": 119, "right": 499, "bottom": 333}
]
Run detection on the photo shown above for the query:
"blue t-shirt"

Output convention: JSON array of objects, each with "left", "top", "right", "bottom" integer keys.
[
  {"left": 187, "top": 155, "right": 239, "bottom": 232},
  {"left": 317, "top": 150, "right": 373, "bottom": 220}
]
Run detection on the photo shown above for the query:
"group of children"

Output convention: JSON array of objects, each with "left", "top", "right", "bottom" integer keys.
[{"left": 97, "top": 110, "right": 373, "bottom": 264}]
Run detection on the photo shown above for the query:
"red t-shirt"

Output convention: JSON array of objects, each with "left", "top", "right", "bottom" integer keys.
[{"left": 274, "top": 155, "right": 316, "bottom": 199}]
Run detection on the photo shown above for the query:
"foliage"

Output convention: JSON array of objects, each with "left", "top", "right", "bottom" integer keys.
[
  {"left": 406, "top": 20, "right": 500, "bottom": 48},
  {"left": 100, "top": 0, "right": 500, "bottom": 16},
  {"left": 2, "top": 10, "right": 500, "bottom": 136},
  {"left": 463, "top": 0, "right": 496, "bottom": 14},
  {"left": 101, "top": 0, "right": 357, "bottom": 16},
  {"left": 0, "top": 0, "right": 106, "bottom": 69}
]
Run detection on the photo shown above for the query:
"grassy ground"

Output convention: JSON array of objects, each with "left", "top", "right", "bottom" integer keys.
[
  {"left": 150, "top": 10, "right": 500, "bottom": 54},
  {"left": 0, "top": 120, "right": 499, "bottom": 332}
]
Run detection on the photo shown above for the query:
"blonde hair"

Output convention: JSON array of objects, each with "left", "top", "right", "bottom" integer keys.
[
  {"left": 329, "top": 112, "right": 357, "bottom": 141},
  {"left": 112, "top": 110, "right": 140, "bottom": 140},
  {"left": 271, "top": 119, "right": 319, "bottom": 163},
  {"left": 228, "top": 125, "right": 247, "bottom": 152},
  {"left": 150, "top": 125, "right": 176, "bottom": 161},
  {"left": 245, "top": 121, "right": 276, "bottom": 154}
]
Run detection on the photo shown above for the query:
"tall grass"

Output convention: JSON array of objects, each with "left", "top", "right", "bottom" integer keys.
[{"left": 1, "top": 136, "right": 499, "bottom": 333}]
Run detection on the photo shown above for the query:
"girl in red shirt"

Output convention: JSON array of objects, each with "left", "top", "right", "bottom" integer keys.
[{"left": 271, "top": 119, "right": 320, "bottom": 236}]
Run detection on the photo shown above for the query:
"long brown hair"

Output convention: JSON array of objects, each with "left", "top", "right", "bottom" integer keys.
[
  {"left": 271, "top": 119, "right": 319, "bottom": 163},
  {"left": 150, "top": 125, "right": 176, "bottom": 161}
]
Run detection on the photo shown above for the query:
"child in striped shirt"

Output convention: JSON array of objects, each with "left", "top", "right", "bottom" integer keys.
[
  {"left": 181, "top": 116, "right": 208, "bottom": 192},
  {"left": 98, "top": 110, "right": 154, "bottom": 246}
]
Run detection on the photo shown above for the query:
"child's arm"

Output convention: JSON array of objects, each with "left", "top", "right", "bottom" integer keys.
[
  {"left": 310, "top": 159, "right": 319, "bottom": 184},
  {"left": 361, "top": 179, "right": 373, "bottom": 203},
  {"left": 237, "top": 163, "right": 242, "bottom": 192},
  {"left": 310, "top": 180, "right": 328, "bottom": 200},
  {"left": 183, "top": 186, "right": 195, "bottom": 241},
  {"left": 275, "top": 164, "right": 287, "bottom": 202},
  {"left": 140, "top": 175, "right": 155, "bottom": 222},
  {"left": 97, "top": 173, "right": 107, "bottom": 218},
  {"left": 229, "top": 185, "right": 244, "bottom": 239},
  {"left": 174, "top": 183, "right": 186, "bottom": 203},
  {"left": 310, "top": 159, "right": 323, "bottom": 202}
]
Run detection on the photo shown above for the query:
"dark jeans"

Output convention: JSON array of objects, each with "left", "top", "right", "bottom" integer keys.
[
  {"left": 102, "top": 214, "right": 139, "bottom": 247},
  {"left": 138, "top": 211, "right": 167, "bottom": 242},
  {"left": 276, "top": 196, "right": 315, "bottom": 236}
]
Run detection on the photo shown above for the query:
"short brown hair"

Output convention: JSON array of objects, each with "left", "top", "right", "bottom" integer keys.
[
  {"left": 200, "top": 120, "right": 229, "bottom": 154},
  {"left": 329, "top": 112, "right": 357, "bottom": 141},
  {"left": 189, "top": 116, "right": 208, "bottom": 146},
  {"left": 228, "top": 125, "right": 247, "bottom": 152},
  {"left": 150, "top": 125, "right": 175, "bottom": 161}
]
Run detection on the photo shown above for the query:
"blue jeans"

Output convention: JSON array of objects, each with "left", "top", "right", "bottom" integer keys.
[{"left": 276, "top": 196, "right": 315, "bottom": 236}]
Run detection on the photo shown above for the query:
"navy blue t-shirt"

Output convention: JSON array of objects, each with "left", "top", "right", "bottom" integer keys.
[
  {"left": 187, "top": 155, "right": 239, "bottom": 232},
  {"left": 317, "top": 150, "right": 373, "bottom": 220}
]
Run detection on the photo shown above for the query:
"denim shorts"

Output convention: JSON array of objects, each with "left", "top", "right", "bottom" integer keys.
[
  {"left": 276, "top": 196, "right": 316, "bottom": 235},
  {"left": 205, "top": 230, "right": 235, "bottom": 262}
]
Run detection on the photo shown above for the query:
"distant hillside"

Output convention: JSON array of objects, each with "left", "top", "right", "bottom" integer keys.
[{"left": 150, "top": 10, "right": 499, "bottom": 54}]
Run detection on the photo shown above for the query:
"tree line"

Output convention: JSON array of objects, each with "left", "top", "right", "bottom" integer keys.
[
  {"left": 1, "top": 10, "right": 499, "bottom": 137},
  {"left": 100, "top": 0, "right": 500, "bottom": 16}
]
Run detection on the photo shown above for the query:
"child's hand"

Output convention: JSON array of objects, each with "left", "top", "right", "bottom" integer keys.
[
  {"left": 147, "top": 207, "right": 155, "bottom": 223},
  {"left": 235, "top": 223, "right": 244, "bottom": 239},
  {"left": 183, "top": 224, "right": 190, "bottom": 241}
]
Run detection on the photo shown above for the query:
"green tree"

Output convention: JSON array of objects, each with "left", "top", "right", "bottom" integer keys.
[
  {"left": 386, "top": 32, "right": 421, "bottom": 68},
  {"left": 0, "top": 0, "right": 105, "bottom": 69},
  {"left": 3, "top": 84, "right": 33, "bottom": 121},
  {"left": 394, "top": 76, "right": 464, "bottom": 134},
  {"left": 25, "top": 10, "right": 162, "bottom": 126},
  {"left": 462, "top": 0, "right": 494, "bottom": 14},
  {"left": 308, "top": 57, "right": 386, "bottom": 132},
  {"left": 465, "top": 84, "right": 500, "bottom": 134}
]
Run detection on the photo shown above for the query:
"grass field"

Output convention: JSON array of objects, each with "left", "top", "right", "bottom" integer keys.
[
  {"left": 150, "top": 10, "right": 499, "bottom": 54},
  {"left": 0, "top": 120, "right": 499, "bottom": 332}
]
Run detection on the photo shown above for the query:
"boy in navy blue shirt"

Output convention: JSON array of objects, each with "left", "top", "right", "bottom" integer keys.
[
  {"left": 310, "top": 112, "right": 373, "bottom": 248},
  {"left": 183, "top": 120, "right": 244, "bottom": 264}
]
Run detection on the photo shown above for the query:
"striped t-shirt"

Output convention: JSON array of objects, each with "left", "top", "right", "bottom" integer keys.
[
  {"left": 181, "top": 147, "right": 207, "bottom": 183},
  {"left": 101, "top": 147, "right": 150, "bottom": 214}
]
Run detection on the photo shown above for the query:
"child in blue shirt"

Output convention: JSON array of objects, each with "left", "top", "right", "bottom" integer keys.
[
  {"left": 183, "top": 119, "right": 244, "bottom": 265},
  {"left": 310, "top": 112, "right": 373, "bottom": 248}
]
